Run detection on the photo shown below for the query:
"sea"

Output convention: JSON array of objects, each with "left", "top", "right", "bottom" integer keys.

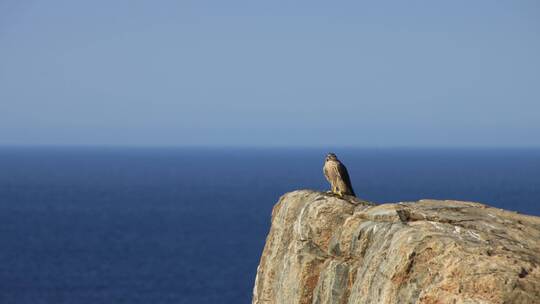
[{"left": 0, "top": 147, "right": 538, "bottom": 304}]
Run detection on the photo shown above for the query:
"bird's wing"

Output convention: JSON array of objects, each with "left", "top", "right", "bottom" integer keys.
[{"left": 337, "top": 162, "right": 356, "bottom": 196}]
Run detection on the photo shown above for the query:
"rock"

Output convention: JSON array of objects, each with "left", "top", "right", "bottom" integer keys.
[{"left": 252, "top": 190, "right": 540, "bottom": 304}]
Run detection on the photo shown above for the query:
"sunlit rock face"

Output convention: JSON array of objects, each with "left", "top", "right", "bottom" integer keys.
[{"left": 253, "top": 190, "right": 540, "bottom": 304}]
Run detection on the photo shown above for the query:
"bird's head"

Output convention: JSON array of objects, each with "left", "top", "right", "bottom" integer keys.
[{"left": 325, "top": 153, "right": 338, "bottom": 161}]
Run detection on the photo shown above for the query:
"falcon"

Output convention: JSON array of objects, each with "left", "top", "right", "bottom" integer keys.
[{"left": 323, "top": 153, "right": 356, "bottom": 197}]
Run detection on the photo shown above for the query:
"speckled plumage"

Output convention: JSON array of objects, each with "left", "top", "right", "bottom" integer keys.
[{"left": 323, "top": 153, "right": 355, "bottom": 197}]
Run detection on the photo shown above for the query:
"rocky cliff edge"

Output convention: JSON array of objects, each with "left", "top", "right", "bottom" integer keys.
[{"left": 252, "top": 190, "right": 540, "bottom": 304}]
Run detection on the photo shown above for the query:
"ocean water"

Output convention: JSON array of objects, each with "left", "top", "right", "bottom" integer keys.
[{"left": 0, "top": 147, "right": 539, "bottom": 304}]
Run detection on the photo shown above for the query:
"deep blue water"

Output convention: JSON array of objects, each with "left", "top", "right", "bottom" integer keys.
[{"left": 0, "top": 147, "right": 539, "bottom": 304}]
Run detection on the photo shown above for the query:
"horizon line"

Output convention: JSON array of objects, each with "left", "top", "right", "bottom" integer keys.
[{"left": 1, "top": 144, "right": 540, "bottom": 150}]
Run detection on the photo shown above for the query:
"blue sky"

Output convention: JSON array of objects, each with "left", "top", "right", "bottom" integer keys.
[{"left": 0, "top": 1, "right": 539, "bottom": 147}]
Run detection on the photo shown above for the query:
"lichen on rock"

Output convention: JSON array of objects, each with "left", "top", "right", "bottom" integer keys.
[{"left": 252, "top": 190, "right": 540, "bottom": 304}]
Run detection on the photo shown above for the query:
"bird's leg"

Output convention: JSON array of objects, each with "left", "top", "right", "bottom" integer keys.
[
  {"left": 326, "top": 184, "right": 333, "bottom": 194},
  {"left": 335, "top": 186, "right": 343, "bottom": 197}
]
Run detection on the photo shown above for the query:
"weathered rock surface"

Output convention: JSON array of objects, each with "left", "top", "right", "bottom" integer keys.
[{"left": 253, "top": 190, "right": 540, "bottom": 304}]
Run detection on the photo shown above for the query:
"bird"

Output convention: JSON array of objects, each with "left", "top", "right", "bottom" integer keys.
[{"left": 323, "top": 153, "right": 356, "bottom": 197}]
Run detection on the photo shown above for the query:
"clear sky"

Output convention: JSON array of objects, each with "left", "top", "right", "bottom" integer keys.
[{"left": 1, "top": 1, "right": 539, "bottom": 147}]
